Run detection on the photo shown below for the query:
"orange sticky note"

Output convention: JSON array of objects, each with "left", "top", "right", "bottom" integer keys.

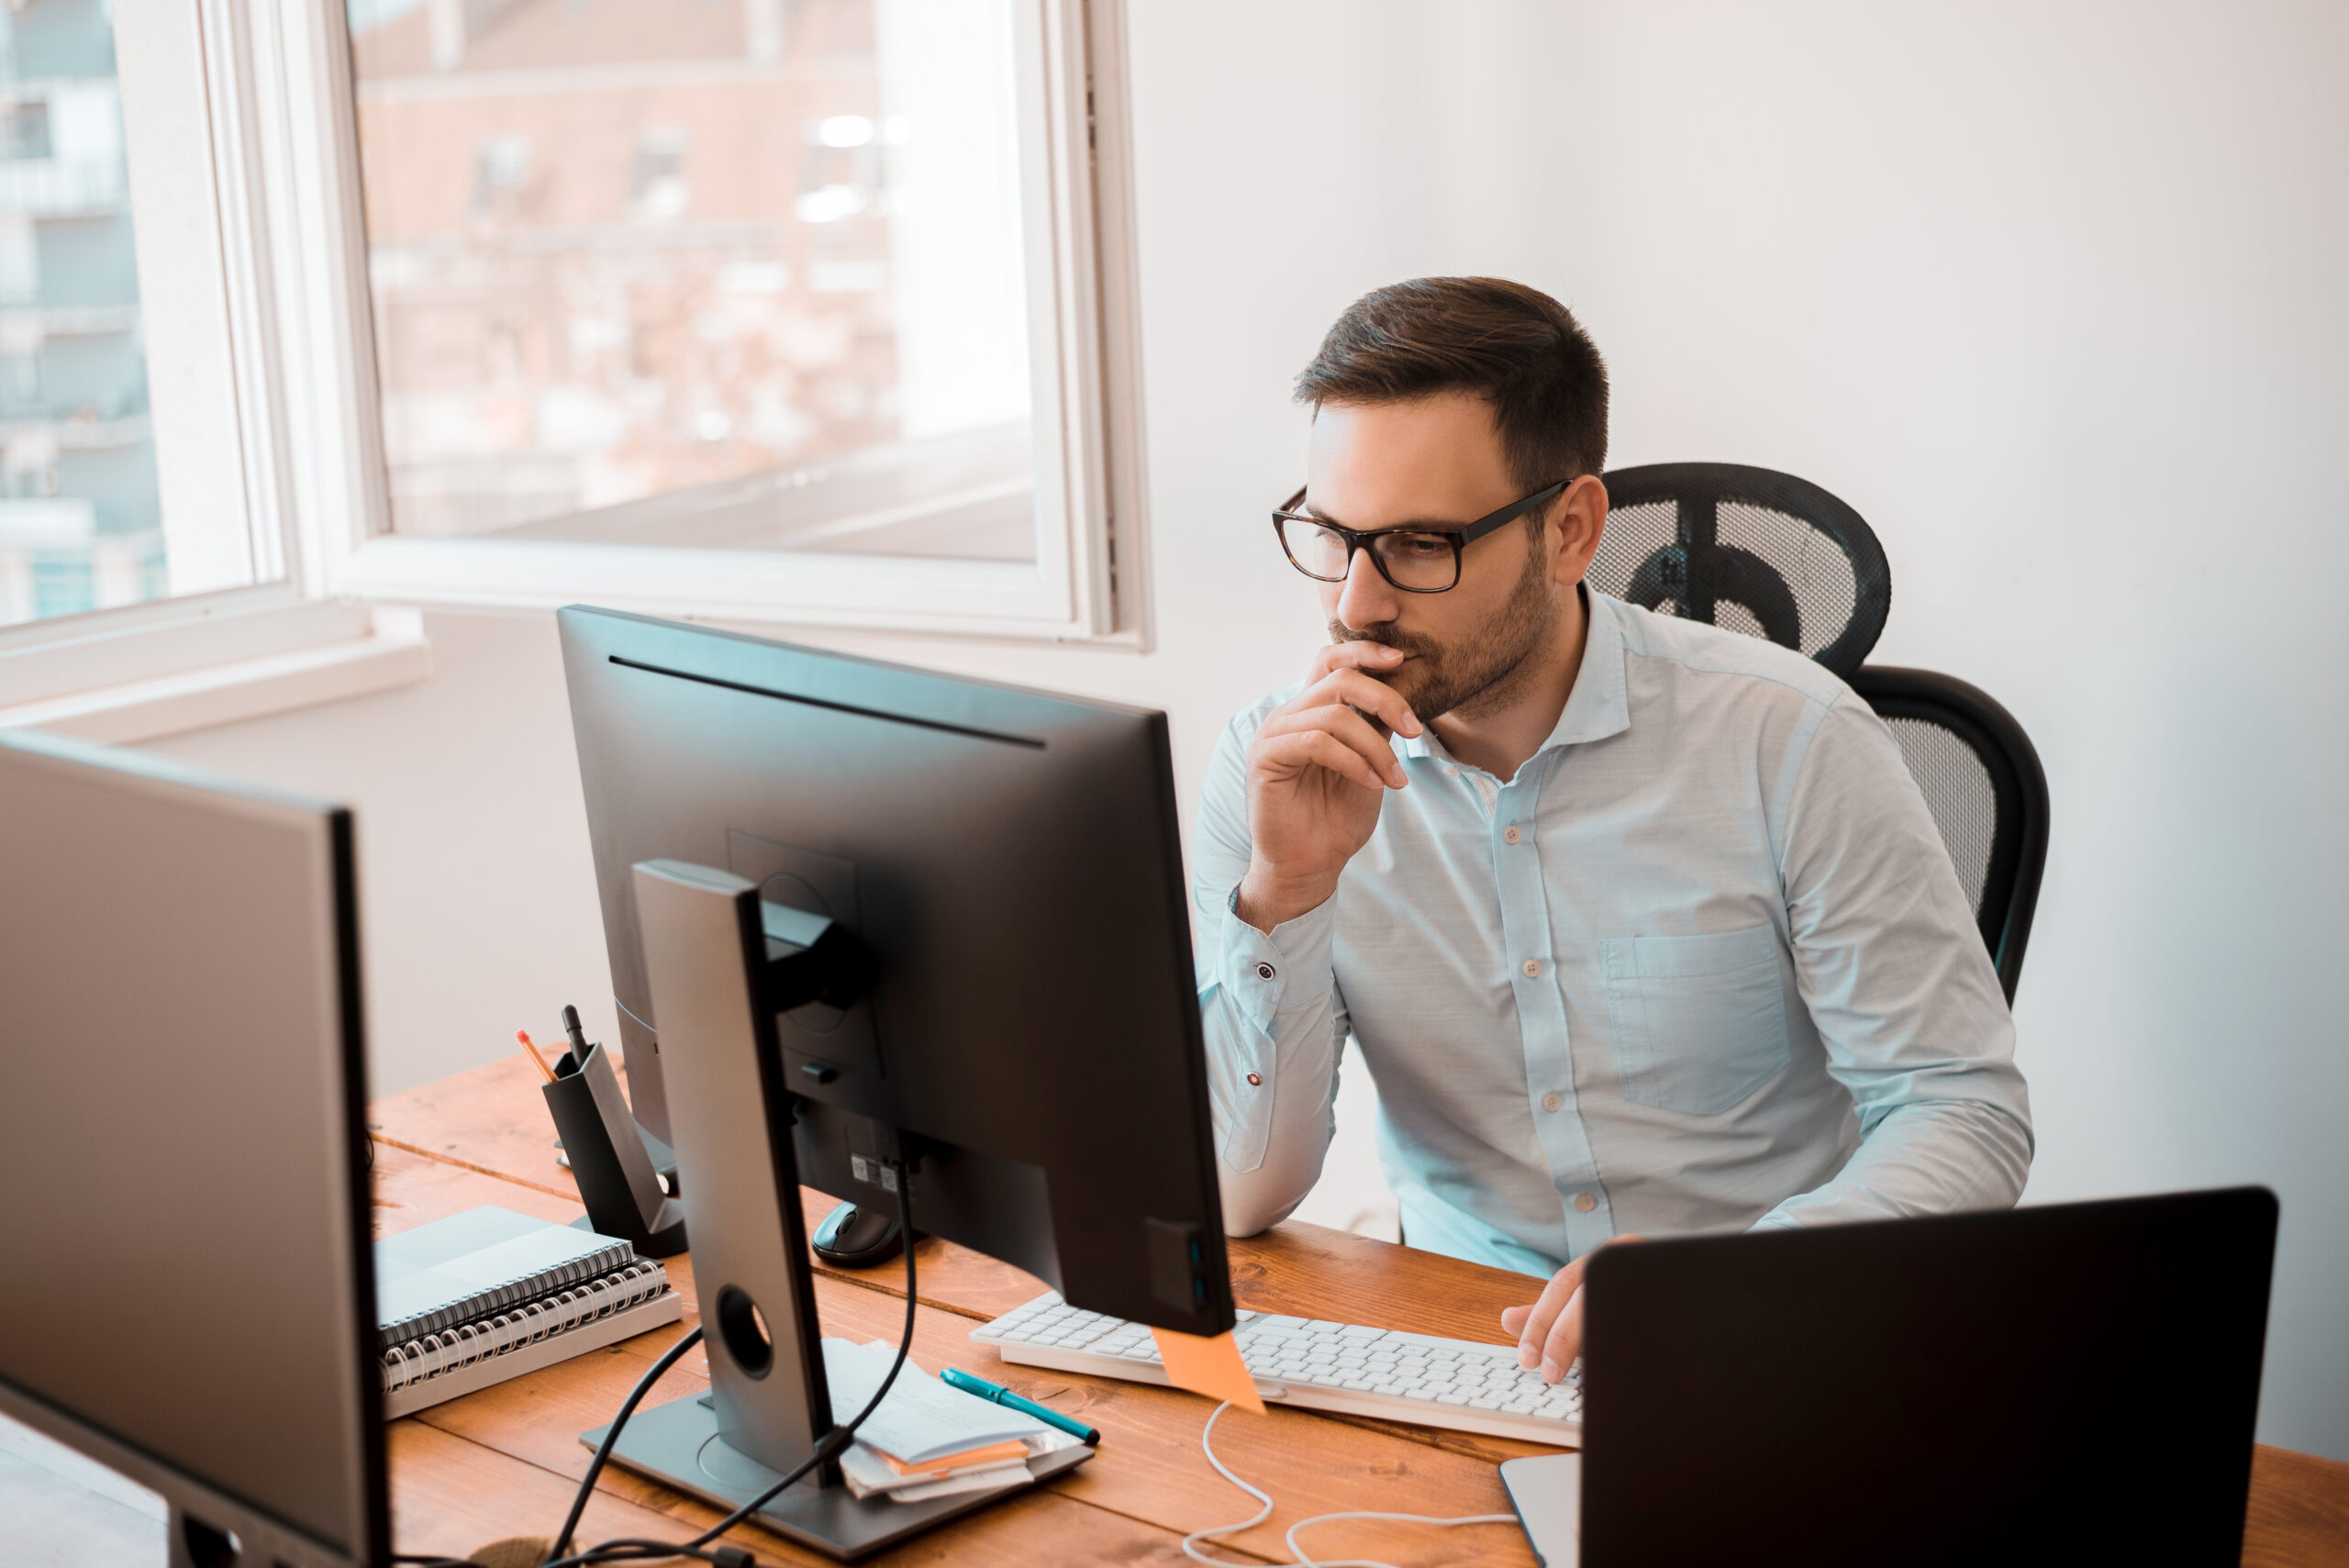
[{"left": 1151, "top": 1327, "right": 1266, "bottom": 1415}]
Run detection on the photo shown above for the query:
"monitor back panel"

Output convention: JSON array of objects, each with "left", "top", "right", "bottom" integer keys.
[
  {"left": 1579, "top": 1189, "right": 2276, "bottom": 1568},
  {"left": 0, "top": 732, "right": 385, "bottom": 1564},
  {"left": 561, "top": 606, "right": 1231, "bottom": 1335}
]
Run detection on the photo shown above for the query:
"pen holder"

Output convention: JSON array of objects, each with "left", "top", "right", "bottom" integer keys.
[{"left": 543, "top": 1040, "right": 688, "bottom": 1258}]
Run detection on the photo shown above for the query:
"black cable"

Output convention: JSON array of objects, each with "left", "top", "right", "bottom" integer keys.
[
  {"left": 546, "top": 1321, "right": 707, "bottom": 1561},
  {"left": 679, "top": 1182, "right": 918, "bottom": 1551},
  {"left": 525, "top": 1544, "right": 753, "bottom": 1568},
  {"left": 545, "top": 1162, "right": 920, "bottom": 1568}
]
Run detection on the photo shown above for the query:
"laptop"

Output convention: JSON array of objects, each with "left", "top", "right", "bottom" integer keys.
[{"left": 1502, "top": 1188, "right": 2277, "bottom": 1568}]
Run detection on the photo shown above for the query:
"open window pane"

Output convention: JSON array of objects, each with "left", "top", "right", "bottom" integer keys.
[
  {"left": 345, "top": 0, "right": 1038, "bottom": 564},
  {"left": 0, "top": 0, "right": 166, "bottom": 628}
]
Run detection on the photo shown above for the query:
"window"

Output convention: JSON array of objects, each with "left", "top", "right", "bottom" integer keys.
[
  {"left": 328, "top": 0, "right": 1145, "bottom": 640},
  {"left": 0, "top": 0, "right": 168, "bottom": 628},
  {"left": 4, "top": 0, "right": 1134, "bottom": 737},
  {"left": 0, "top": 0, "right": 423, "bottom": 740}
]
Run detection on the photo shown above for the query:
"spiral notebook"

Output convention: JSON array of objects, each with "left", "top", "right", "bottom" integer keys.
[{"left": 376, "top": 1206, "right": 682, "bottom": 1418}]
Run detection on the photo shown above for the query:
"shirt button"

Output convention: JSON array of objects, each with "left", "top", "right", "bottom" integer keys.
[
  {"left": 1521, "top": 959, "right": 1542, "bottom": 978},
  {"left": 1541, "top": 1092, "right": 1562, "bottom": 1113},
  {"left": 1503, "top": 826, "right": 1521, "bottom": 844},
  {"left": 1574, "top": 1193, "right": 1598, "bottom": 1213},
  {"left": 1255, "top": 962, "right": 1275, "bottom": 981}
]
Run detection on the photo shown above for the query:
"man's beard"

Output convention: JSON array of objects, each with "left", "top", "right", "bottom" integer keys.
[{"left": 1330, "top": 539, "right": 1560, "bottom": 724}]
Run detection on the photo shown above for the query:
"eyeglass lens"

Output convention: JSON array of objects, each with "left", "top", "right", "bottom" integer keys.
[{"left": 1288, "top": 522, "right": 1459, "bottom": 590}]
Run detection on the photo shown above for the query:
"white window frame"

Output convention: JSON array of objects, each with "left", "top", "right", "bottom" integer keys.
[
  {"left": 256, "top": 0, "right": 1151, "bottom": 646},
  {"left": 5, "top": 0, "right": 1144, "bottom": 741},
  {"left": 0, "top": 0, "right": 429, "bottom": 743}
]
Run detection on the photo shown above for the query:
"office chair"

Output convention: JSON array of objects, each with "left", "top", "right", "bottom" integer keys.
[
  {"left": 1592, "top": 462, "right": 2048, "bottom": 1000},
  {"left": 1593, "top": 462, "right": 1891, "bottom": 679},
  {"left": 1848, "top": 666, "right": 2049, "bottom": 1003}
]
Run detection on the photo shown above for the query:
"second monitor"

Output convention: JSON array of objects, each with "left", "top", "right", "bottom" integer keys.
[{"left": 560, "top": 605, "right": 1232, "bottom": 1338}]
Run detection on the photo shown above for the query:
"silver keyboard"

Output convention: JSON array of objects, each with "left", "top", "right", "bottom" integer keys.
[{"left": 970, "top": 1290, "right": 1581, "bottom": 1445}]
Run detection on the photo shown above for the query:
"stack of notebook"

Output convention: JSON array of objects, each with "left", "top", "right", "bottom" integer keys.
[
  {"left": 821, "top": 1339, "right": 1085, "bottom": 1503},
  {"left": 376, "top": 1206, "right": 683, "bottom": 1418}
]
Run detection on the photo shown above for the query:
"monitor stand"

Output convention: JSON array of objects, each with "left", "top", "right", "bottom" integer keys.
[{"left": 585, "top": 859, "right": 1092, "bottom": 1561}]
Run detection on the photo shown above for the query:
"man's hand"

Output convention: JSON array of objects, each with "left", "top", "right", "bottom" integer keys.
[
  {"left": 1499, "top": 1234, "right": 1646, "bottom": 1383},
  {"left": 1235, "top": 642, "right": 1423, "bottom": 932}
]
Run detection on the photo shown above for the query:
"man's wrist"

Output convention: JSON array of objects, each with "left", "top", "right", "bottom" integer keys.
[{"left": 1234, "top": 866, "right": 1338, "bottom": 934}]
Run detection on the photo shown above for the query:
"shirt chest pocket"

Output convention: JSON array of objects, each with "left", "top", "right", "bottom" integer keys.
[{"left": 1601, "top": 924, "right": 1792, "bottom": 1116}]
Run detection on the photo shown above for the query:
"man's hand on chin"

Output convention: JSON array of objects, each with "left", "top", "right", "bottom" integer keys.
[{"left": 1500, "top": 1234, "right": 1646, "bottom": 1384}]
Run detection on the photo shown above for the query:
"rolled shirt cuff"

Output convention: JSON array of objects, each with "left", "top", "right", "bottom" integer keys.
[{"left": 1219, "top": 884, "right": 1339, "bottom": 1032}]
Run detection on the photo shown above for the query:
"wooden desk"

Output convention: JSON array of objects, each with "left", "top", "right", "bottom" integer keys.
[{"left": 373, "top": 1056, "right": 2349, "bottom": 1566}]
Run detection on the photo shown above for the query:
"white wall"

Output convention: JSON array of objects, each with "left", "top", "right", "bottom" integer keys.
[
  {"left": 142, "top": 1, "right": 2349, "bottom": 1459},
  {"left": 1542, "top": 0, "right": 2349, "bottom": 1464}
]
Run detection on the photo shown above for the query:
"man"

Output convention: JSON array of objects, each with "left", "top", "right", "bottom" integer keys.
[{"left": 1194, "top": 277, "right": 2031, "bottom": 1386}]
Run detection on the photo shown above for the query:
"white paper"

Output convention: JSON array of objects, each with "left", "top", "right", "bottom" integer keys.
[
  {"left": 836, "top": 1440, "right": 1028, "bottom": 1499},
  {"left": 821, "top": 1339, "right": 1050, "bottom": 1464}
]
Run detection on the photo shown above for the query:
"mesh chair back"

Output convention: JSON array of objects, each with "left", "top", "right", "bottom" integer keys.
[
  {"left": 1589, "top": 463, "right": 2043, "bottom": 995},
  {"left": 1848, "top": 666, "right": 2050, "bottom": 1003},
  {"left": 1593, "top": 462, "right": 1892, "bottom": 678}
]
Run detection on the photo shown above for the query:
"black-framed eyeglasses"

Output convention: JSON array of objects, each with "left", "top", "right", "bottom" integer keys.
[{"left": 1271, "top": 480, "right": 1566, "bottom": 594}]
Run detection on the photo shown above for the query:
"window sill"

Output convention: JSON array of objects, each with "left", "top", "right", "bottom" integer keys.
[
  {"left": 329, "top": 533, "right": 1107, "bottom": 640},
  {"left": 0, "top": 605, "right": 431, "bottom": 744}
]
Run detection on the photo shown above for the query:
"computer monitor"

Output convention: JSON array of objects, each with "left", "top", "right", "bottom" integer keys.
[
  {"left": 560, "top": 606, "right": 1233, "bottom": 1340},
  {"left": 0, "top": 730, "right": 387, "bottom": 1568},
  {"left": 560, "top": 606, "right": 1236, "bottom": 1553}
]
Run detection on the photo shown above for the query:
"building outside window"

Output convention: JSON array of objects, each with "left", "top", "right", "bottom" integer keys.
[
  {"left": 346, "top": 0, "right": 1042, "bottom": 564},
  {"left": 0, "top": 0, "right": 165, "bottom": 628}
]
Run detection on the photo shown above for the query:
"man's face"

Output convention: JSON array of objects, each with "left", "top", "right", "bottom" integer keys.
[{"left": 1303, "top": 393, "right": 1564, "bottom": 723}]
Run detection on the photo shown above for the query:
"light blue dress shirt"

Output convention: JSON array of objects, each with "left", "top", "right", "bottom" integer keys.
[{"left": 1194, "top": 591, "right": 2032, "bottom": 1279}]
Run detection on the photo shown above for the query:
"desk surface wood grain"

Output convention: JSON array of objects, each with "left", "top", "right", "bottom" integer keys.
[{"left": 373, "top": 1054, "right": 2349, "bottom": 1566}]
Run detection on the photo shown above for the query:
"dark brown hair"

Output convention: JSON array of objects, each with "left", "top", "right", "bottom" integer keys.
[{"left": 1294, "top": 277, "right": 1609, "bottom": 493}]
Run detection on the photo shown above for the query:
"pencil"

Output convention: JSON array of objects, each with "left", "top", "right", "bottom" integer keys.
[{"left": 516, "top": 1029, "right": 557, "bottom": 1084}]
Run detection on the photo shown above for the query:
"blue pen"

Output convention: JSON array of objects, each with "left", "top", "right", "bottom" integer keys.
[{"left": 941, "top": 1366, "right": 1101, "bottom": 1446}]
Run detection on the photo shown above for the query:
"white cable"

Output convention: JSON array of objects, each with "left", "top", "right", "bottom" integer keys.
[
  {"left": 1180, "top": 1400, "right": 1520, "bottom": 1568},
  {"left": 1283, "top": 1508, "right": 1523, "bottom": 1568},
  {"left": 1180, "top": 1402, "right": 1275, "bottom": 1565}
]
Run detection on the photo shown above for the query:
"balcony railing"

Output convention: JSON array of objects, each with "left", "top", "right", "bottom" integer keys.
[
  {"left": 0, "top": 157, "right": 127, "bottom": 216},
  {"left": 0, "top": 495, "right": 95, "bottom": 548}
]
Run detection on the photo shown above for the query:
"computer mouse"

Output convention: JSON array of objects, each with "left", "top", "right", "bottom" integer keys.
[{"left": 811, "top": 1199, "right": 912, "bottom": 1268}]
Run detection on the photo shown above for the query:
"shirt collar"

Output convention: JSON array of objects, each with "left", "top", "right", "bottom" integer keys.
[{"left": 1394, "top": 584, "right": 1632, "bottom": 765}]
